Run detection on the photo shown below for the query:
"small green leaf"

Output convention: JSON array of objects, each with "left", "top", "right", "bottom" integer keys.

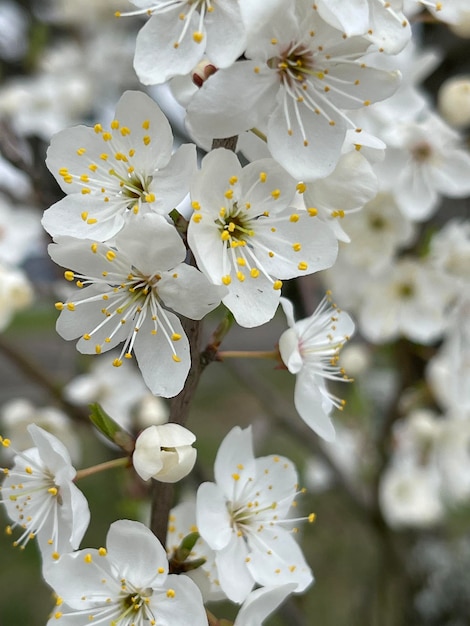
[{"left": 88, "top": 403, "right": 134, "bottom": 453}]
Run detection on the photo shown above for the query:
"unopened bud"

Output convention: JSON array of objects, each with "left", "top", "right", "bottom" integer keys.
[{"left": 192, "top": 60, "right": 217, "bottom": 88}]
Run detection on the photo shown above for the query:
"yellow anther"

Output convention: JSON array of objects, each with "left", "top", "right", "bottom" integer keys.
[
  {"left": 172, "top": 355, "right": 181, "bottom": 363},
  {"left": 94, "top": 123, "right": 103, "bottom": 134},
  {"left": 25, "top": 466, "right": 33, "bottom": 474},
  {"left": 100, "top": 153, "right": 108, "bottom": 161},
  {"left": 271, "top": 189, "right": 281, "bottom": 199},
  {"left": 293, "top": 243, "right": 301, "bottom": 251},
  {"left": 221, "top": 230, "right": 230, "bottom": 240},
  {"left": 237, "top": 258, "right": 246, "bottom": 266},
  {"left": 250, "top": 268, "right": 260, "bottom": 278},
  {"left": 120, "top": 126, "right": 131, "bottom": 136},
  {"left": 222, "top": 275, "right": 231, "bottom": 285},
  {"left": 66, "top": 303, "right": 75, "bottom": 311},
  {"left": 296, "top": 182, "right": 306, "bottom": 193},
  {"left": 63, "top": 174, "right": 73, "bottom": 184},
  {"left": 64, "top": 270, "right": 75, "bottom": 281},
  {"left": 166, "top": 589, "right": 176, "bottom": 598},
  {"left": 273, "top": 280, "right": 283, "bottom": 290},
  {"left": 55, "top": 302, "right": 64, "bottom": 311},
  {"left": 143, "top": 136, "right": 151, "bottom": 146},
  {"left": 91, "top": 243, "right": 98, "bottom": 253},
  {"left": 87, "top": 218, "right": 97, "bottom": 224},
  {"left": 308, "top": 513, "right": 316, "bottom": 523},
  {"left": 298, "top": 262, "right": 308, "bottom": 271},
  {"left": 84, "top": 553, "right": 93, "bottom": 563},
  {"left": 193, "top": 31, "right": 204, "bottom": 43},
  {"left": 224, "top": 189, "right": 234, "bottom": 199},
  {"left": 58, "top": 168, "right": 69, "bottom": 176},
  {"left": 110, "top": 120, "right": 119, "bottom": 130},
  {"left": 145, "top": 193, "right": 155, "bottom": 202},
  {"left": 229, "top": 176, "right": 238, "bottom": 185},
  {"left": 95, "top": 345, "right": 102, "bottom": 354},
  {"left": 98, "top": 547, "right": 107, "bottom": 556},
  {"left": 259, "top": 172, "right": 267, "bottom": 182},
  {"left": 236, "top": 271, "right": 245, "bottom": 282},
  {"left": 81, "top": 187, "right": 91, "bottom": 195},
  {"left": 308, "top": 207, "right": 318, "bottom": 216},
  {"left": 290, "top": 214, "right": 299, "bottom": 222},
  {"left": 76, "top": 148, "right": 86, "bottom": 156},
  {"left": 232, "top": 473, "right": 240, "bottom": 481},
  {"left": 142, "top": 120, "right": 150, "bottom": 130},
  {"left": 192, "top": 213, "right": 202, "bottom": 223},
  {"left": 102, "top": 132, "right": 112, "bottom": 141},
  {"left": 83, "top": 334, "right": 91, "bottom": 341},
  {"left": 106, "top": 251, "right": 116, "bottom": 262},
  {"left": 80, "top": 174, "right": 89, "bottom": 182},
  {"left": 171, "top": 333, "right": 182, "bottom": 341}
]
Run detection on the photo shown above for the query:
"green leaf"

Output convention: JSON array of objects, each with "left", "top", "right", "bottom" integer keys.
[{"left": 88, "top": 403, "right": 134, "bottom": 453}]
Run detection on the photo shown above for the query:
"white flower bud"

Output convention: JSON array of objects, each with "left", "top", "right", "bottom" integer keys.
[
  {"left": 132, "top": 423, "right": 197, "bottom": 483},
  {"left": 438, "top": 76, "right": 470, "bottom": 127}
]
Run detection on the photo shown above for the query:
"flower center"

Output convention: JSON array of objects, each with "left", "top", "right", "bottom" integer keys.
[
  {"left": 113, "top": 585, "right": 155, "bottom": 625},
  {"left": 218, "top": 203, "right": 255, "bottom": 248},
  {"left": 110, "top": 170, "right": 155, "bottom": 211},
  {"left": 269, "top": 42, "right": 315, "bottom": 89},
  {"left": 411, "top": 142, "right": 433, "bottom": 162}
]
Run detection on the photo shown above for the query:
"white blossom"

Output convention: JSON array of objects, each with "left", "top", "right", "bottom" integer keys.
[
  {"left": 187, "top": 5, "right": 400, "bottom": 180},
  {"left": 43, "top": 519, "right": 207, "bottom": 626},
  {"left": 196, "top": 426, "right": 314, "bottom": 603},
  {"left": 188, "top": 149, "right": 337, "bottom": 327},
  {"left": 0, "top": 424, "right": 90, "bottom": 560},
  {"left": 50, "top": 213, "right": 224, "bottom": 397},
  {"left": 43, "top": 90, "right": 196, "bottom": 241},
  {"left": 127, "top": 0, "right": 246, "bottom": 85}
]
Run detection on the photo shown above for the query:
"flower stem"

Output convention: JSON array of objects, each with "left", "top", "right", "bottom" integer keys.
[
  {"left": 75, "top": 456, "right": 129, "bottom": 481},
  {"left": 217, "top": 350, "right": 278, "bottom": 360},
  {"left": 250, "top": 127, "right": 267, "bottom": 142}
]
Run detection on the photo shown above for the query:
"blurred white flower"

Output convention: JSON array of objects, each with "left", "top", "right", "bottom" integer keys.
[
  {"left": 0, "top": 398, "right": 81, "bottom": 464},
  {"left": 133, "top": 423, "right": 197, "bottom": 483},
  {"left": 357, "top": 258, "right": 455, "bottom": 344},
  {"left": 0, "top": 262, "right": 33, "bottom": 331},
  {"left": 380, "top": 462, "right": 445, "bottom": 528},
  {"left": 64, "top": 353, "right": 168, "bottom": 433},
  {"left": 338, "top": 192, "right": 415, "bottom": 274},
  {"left": 438, "top": 76, "right": 470, "bottom": 128},
  {"left": 0, "top": 194, "right": 43, "bottom": 266}
]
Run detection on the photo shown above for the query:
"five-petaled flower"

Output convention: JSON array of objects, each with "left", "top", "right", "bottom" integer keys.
[
  {"left": 50, "top": 213, "right": 224, "bottom": 398},
  {"left": 43, "top": 519, "right": 207, "bottom": 626},
  {"left": 42, "top": 90, "right": 196, "bottom": 242},
  {"left": 196, "top": 426, "right": 314, "bottom": 603},
  {"left": 188, "top": 148, "right": 338, "bottom": 327}
]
